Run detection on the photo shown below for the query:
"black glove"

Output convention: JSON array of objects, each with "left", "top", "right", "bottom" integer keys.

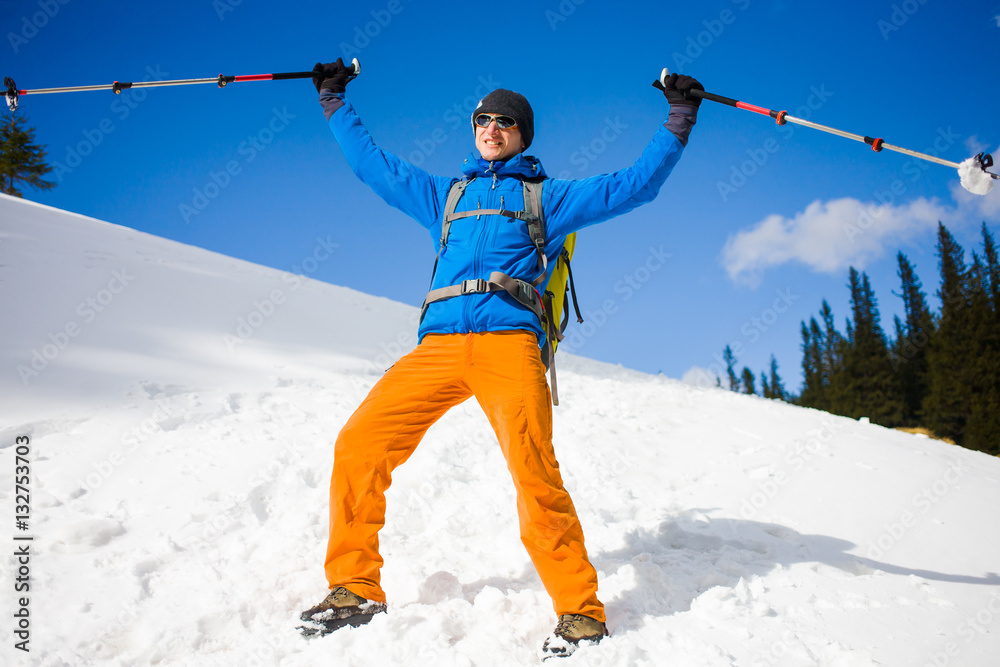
[
  {"left": 312, "top": 58, "right": 356, "bottom": 94},
  {"left": 653, "top": 73, "right": 704, "bottom": 108}
]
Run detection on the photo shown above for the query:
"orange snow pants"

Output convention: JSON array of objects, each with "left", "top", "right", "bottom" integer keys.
[{"left": 324, "top": 330, "right": 605, "bottom": 623}]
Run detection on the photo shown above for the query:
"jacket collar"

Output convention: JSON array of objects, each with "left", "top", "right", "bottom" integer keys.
[{"left": 461, "top": 152, "right": 547, "bottom": 180}]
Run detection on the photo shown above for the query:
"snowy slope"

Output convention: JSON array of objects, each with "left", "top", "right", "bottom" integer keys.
[{"left": 1, "top": 193, "right": 999, "bottom": 667}]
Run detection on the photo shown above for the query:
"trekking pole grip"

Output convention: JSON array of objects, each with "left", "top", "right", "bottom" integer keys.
[
  {"left": 268, "top": 58, "right": 360, "bottom": 82},
  {"left": 659, "top": 67, "right": 733, "bottom": 107}
]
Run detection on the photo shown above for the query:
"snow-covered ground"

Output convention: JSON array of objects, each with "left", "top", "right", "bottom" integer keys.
[{"left": 1, "top": 192, "right": 999, "bottom": 666}]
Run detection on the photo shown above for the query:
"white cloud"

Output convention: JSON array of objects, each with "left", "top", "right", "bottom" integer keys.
[
  {"left": 722, "top": 145, "right": 1000, "bottom": 287},
  {"left": 951, "top": 178, "right": 1000, "bottom": 220},
  {"left": 721, "top": 196, "right": 953, "bottom": 287}
]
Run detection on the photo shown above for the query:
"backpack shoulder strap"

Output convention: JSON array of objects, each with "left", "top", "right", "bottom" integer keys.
[
  {"left": 441, "top": 177, "right": 473, "bottom": 247},
  {"left": 521, "top": 178, "right": 545, "bottom": 248},
  {"left": 522, "top": 178, "right": 566, "bottom": 404},
  {"left": 522, "top": 178, "right": 544, "bottom": 225},
  {"left": 520, "top": 178, "right": 548, "bottom": 286}
]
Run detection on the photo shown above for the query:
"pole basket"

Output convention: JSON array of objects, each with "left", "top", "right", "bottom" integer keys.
[
  {"left": 4, "top": 77, "right": 18, "bottom": 111},
  {"left": 975, "top": 152, "right": 999, "bottom": 179}
]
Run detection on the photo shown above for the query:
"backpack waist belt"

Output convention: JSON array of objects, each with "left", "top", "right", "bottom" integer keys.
[{"left": 422, "top": 271, "right": 545, "bottom": 324}]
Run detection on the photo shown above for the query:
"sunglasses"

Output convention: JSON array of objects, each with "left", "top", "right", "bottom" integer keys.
[{"left": 474, "top": 113, "right": 518, "bottom": 130}]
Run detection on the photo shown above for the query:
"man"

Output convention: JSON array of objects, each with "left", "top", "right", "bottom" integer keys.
[{"left": 300, "top": 58, "right": 702, "bottom": 657}]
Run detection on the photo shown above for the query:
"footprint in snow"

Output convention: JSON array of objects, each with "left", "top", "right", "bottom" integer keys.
[{"left": 49, "top": 518, "right": 125, "bottom": 553}]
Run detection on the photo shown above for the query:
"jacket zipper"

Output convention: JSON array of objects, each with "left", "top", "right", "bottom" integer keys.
[{"left": 466, "top": 183, "right": 501, "bottom": 331}]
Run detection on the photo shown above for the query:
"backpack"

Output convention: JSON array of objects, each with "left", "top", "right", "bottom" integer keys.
[{"left": 420, "top": 177, "right": 582, "bottom": 405}]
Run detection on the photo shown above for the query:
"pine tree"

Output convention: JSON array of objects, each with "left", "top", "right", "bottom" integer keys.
[
  {"left": 760, "top": 370, "right": 771, "bottom": 399},
  {"left": 923, "top": 223, "right": 972, "bottom": 444},
  {"left": 0, "top": 110, "right": 55, "bottom": 197},
  {"left": 767, "top": 355, "right": 787, "bottom": 401},
  {"left": 741, "top": 367, "right": 756, "bottom": 395},
  {"left": 890, "top": 252, "right": 935, "bottom": 425},
  {"left": 819, "top": 300, "right": 844, "bottom": 383},
  {"left": 723, "top": 345, "right": 739, "bottom": 391},
  {"left": 820, "top": 300, "right": 849, "bottom": 414},
  {"left": 838, "top": 268, "right": 904, "bottom": 426},
  {"left": 798, "top": 318, "right": 826, "bottom": 408},
  {"left": 890, "top": 314, "right": 908, "bottom": 400},
  {"left": 963, "top": 228, "right": 1000, "bottom": 454},
  {"left": 983, "top": 222, "right": 1000, "bottom": 315}
]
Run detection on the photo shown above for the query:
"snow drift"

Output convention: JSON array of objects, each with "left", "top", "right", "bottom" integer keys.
[{"left": 1, "top": 193, "right": 999, "bottom": 666}]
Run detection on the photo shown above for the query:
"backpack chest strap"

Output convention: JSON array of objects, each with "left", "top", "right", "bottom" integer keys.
[{"left": 444, "top": 208, "right": 534, "bottom": 223}]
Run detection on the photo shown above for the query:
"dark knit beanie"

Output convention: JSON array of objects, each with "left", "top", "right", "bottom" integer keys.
[{"left": 472, "top": 88, "right": 534, "bottom": 151}]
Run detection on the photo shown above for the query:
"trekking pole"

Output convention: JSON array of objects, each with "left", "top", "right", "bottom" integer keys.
[
  {"left": 4, "top": 58, "right": 360, "bottom": 112},
  {"left": 659, "top": 68, "right": 998, "bottom": 195}
]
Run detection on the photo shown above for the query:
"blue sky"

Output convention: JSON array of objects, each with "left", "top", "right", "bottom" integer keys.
[{"left": 4, "top": 0, "right": 999, "bottom": 391}]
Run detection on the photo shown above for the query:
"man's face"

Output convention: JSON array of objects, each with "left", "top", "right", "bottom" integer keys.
[{"left": 475, "top": 115, "right": 524, "bottom": 162}]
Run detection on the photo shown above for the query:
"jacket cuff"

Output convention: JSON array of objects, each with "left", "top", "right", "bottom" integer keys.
[
  {"left": 319, "top": 90, "right": 345, "bottom": 121},
  {"left": 664, "top": 105, "right": 698, "bottom": 146}
]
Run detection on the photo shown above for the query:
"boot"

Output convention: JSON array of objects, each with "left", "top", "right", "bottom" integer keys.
[
  {"left": 541, "top": 614, "right": 608, "bottom": 659},
  {"left": 298, "top": 587, "right": 387, "bottom": 637}
]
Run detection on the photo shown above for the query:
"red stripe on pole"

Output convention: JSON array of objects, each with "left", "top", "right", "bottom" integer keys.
[
  {"left": 735, "top": 101, "right": 773, "bottom": 116},
  {"left": 232, "top": 74, "right": 274, "bottom": 82}
]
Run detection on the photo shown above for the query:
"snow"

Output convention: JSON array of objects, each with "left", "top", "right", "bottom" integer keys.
[
  {"left": 2, "top": 192, "right": 1000, "bottom": 666},
  {"left": 958, "top": 156, "right": 995, "bottom": 195}
]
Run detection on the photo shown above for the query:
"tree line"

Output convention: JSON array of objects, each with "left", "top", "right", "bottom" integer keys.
[{"left": 722, "top": 222, "right": 999, "bottom": 456}]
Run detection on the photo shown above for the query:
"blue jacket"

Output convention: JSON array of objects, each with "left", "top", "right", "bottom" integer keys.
[{"left": 324, "top": 94, "right": 692, "bottom": 349}]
